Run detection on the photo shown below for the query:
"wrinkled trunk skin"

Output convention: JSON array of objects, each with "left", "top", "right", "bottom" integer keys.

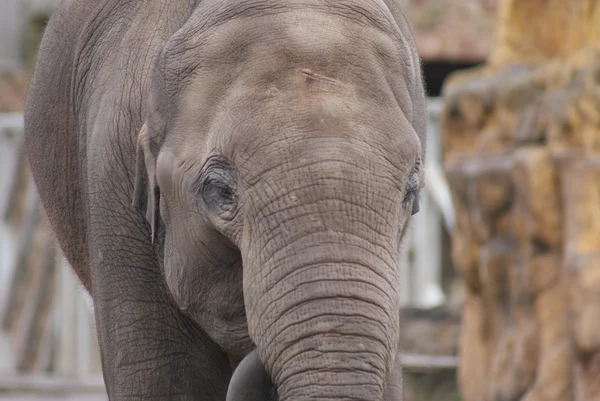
[{"left": 241, "top": 162, "right": 404, "bottom": 401}]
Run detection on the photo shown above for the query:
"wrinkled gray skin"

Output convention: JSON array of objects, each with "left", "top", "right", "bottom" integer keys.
[{"left": 25, "top": 0, "right": 426, "bottom": 400}]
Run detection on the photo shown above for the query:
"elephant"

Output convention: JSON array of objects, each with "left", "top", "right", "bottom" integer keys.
[{"left": 24, "top": 0, "right": 427, "bottom": 400}]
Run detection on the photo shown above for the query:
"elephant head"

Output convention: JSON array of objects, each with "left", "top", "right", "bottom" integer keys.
[{"left": 133, "top": 1, "right": 426, "bottom": 400}]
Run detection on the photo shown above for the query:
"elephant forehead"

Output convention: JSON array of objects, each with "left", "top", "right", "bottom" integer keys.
[
  {"left": 191, "top": 0, "right": 400, "bottom": 35},
  {"left": 224, "top": 92, "right": 420, "bottom": 179},
  {"left": 158, "top": 1, "right": 414, "bottom": 104},
  {"left": 156, "top": 0, "right": 423, "bottom": 187}
]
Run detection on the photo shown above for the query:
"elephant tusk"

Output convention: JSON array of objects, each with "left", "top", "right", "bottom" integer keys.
[{"left": 226, "top": 348, "right": 276, "bottom": 401}]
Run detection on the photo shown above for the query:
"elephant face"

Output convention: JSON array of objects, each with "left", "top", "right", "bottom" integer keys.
[{"left": 134, "top": 2, "right": 426, "bottom": 400}]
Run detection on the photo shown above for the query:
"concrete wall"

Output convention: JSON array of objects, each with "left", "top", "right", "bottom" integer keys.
[
  {"left": 0, "top": 0, "right": 23, "bottom": 72},
  {"left": 0, "top": 0, "right": 60, "bottom": 72},
  {"left": 26, "top": 0, "right": 61, "bottom": 14}
]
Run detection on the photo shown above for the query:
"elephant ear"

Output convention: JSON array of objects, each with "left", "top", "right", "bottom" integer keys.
[{"left": 133, "top": 121, "right": 160, "bottom": 243}]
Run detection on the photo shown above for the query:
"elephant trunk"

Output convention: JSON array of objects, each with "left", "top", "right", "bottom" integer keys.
[
  {"left": 238, "top": 152, "right": 405, "bottom": 400},
  {"left": 243, "top": 234, "right": 402, "bottom": 400},
  {"left": 269, "top": 276, "right": 397, "bottom": 400}
]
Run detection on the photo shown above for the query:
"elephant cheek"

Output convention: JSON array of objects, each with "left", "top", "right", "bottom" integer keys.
[{"left": 163, "top": 240, "right": 190, "bottom": 311}]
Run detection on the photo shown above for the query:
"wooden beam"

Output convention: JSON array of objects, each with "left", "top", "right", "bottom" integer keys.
[
  {"left": 15, "top": 239, "right": 57, "bottom": 372},
  {"left": 0, "top": 181, "right": 39, "bottom": 333},
  {"left": 402, "top": 354, "right": 458, "bottom": 372}
]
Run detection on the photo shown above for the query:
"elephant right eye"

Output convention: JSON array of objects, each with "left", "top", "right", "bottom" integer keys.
[
  {"left": 199, "top": 162, "right": 238, "bottom": 218},
  {"left": 204, "top": 177, "right": 235, "bottom": 207}
]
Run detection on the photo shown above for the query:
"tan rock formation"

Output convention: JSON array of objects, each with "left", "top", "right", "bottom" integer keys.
[{"left": 441, "top": 1, "right": 600, "bottom": 401}]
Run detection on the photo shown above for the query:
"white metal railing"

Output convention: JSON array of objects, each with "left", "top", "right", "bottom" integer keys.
[{"left": 0, "top": 96, "right": 453, "bottom": 383}]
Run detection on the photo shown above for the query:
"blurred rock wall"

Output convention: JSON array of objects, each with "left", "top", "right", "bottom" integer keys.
[
  {"left": 400, "top": 0, "right": 500, "bottom": 62},
  {"left": 441, "top": 1, "right": 600, "bottom": 401}
]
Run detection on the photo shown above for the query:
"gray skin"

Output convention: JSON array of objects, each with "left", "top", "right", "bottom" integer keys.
[{"left": 24, "top": 0, "right": 426, "bottom": 400}]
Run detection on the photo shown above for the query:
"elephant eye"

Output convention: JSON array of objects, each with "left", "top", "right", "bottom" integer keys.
[
  {"left": 403, "top": 171, "right": 421, "bottom": 216},
  {"left": 200, "top": 161, "right": 238, "bottom": 217},
  {"left": 205, "top": 178, "right": 234, "bottom": 203}
]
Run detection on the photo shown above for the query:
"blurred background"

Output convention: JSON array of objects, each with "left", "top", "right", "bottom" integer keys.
[{"left": 1, "top": 0, "right": 599, "bottom": 400}]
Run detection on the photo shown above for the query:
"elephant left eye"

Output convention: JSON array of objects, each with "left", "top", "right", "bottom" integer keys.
[
  {"left": 405, "top": 189, "right": 420, "bottom": 215},
  {"left": 404, "top": 171, "right": 421, "bottom": 216}
]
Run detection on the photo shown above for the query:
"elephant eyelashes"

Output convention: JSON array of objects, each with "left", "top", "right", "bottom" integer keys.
[{"left": 199, "top": 163, "right": 238, "bottom": 218}]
